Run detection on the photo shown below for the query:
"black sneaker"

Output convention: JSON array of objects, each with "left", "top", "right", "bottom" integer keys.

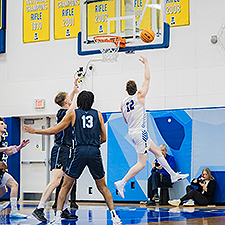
[
  {"left": 52, "top": 202, "right": 57, "bottom": 210},
  {"left": 70, "top": 202, "right": 79, "bottom": 209},
  {"left": 61, "top": 208, "right": 78, "bottom": 220},
  {"left": 152, "top": 193, "right": 160, "bottom": 201},
  {"left": 146, "top": 200, "right": 156, "bottom": 206},
  {"left": 32, "top": 208, "right": 47, "bottom": 222}
]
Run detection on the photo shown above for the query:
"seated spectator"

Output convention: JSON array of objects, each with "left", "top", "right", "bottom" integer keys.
[
  {"left": 147, "top": 144, "right": 175, "bottom": 206},
  {"left": 168, "top": 167, "right": 216, "bottom": 207}
]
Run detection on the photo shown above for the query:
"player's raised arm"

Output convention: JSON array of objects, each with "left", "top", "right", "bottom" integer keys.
[
  {"left": 69, "top": 78, "right": 79, "bottom": 101},
  {"left": 67, "top": 78, "right": 80, "bottom": 114},
  {"left": 138, "top": 56, "right": 150, "bottom": 104},
  {"left": 98, "top": 111, "right": 106, "bottom": 144},
  {"left": 23, "top": 111, "right": 75, "bottom": 135}
]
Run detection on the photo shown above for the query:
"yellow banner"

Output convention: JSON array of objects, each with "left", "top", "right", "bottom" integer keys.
[
  {"left": 88, "top": 0, "right": 115, "bottom": 36},
  {"left": 54, "top": 0, "right": 80, "bottom": 40},
  {"left": 23, "top": 0, "right": 50, "bottom": 43},
  {"left": 134, "top": 0, "right": 151, "bottom": 30},
  {"left": 166, "top": 0, "right": 190, "bottom": 27}
]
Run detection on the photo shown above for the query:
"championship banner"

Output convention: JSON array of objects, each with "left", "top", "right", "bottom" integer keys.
[
  {"left": 121, "top": 0, "right": 152, "bottom": 33},
  {"left": 88, "top": 0, "right": 115, "bottom": 36},
  {"left": 54, "top": 0, "right": 80, "bottom": 40},
  {"left": 23, "top": 0, "right": 50, "bottom": 43},
  {"left": 166, "top": 0, "right": 190, "bottom": 27}
]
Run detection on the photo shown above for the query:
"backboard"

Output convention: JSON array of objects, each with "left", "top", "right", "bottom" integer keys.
[{"left": 78, "top": 0, "right": 170, "bottom": 56}]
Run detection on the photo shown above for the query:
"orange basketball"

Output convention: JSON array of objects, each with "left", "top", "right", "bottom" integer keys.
[{"left": 140, "top": 28, "right": 155, "bottom": 43}]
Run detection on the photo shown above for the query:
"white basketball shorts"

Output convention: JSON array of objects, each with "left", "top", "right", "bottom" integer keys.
[
  {"left": 128, "top": 129, "right": 151, "bottom": 154},
  {"left": 0, "top": 172, "right": 13, "bottom": 188}
]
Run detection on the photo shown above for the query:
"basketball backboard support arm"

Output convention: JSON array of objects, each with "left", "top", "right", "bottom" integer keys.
[{"left": 78, "top": 22, "right": 170, "bottom": 55}]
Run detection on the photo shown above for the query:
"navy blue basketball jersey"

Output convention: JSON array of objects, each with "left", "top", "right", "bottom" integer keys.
[
  {"left": 54, "top": 109, "right": 73, "bottom": 147},
  {"left": 74, "top": 108, "right": 101, "bottom": 147},
  {"left": 0, "top": 138, "right": 5, "bottom": 161}
]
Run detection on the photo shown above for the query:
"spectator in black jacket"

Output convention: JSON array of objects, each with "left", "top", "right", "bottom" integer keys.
[{"left": 168, "top": 167, "right": 216, "bottom": 207}]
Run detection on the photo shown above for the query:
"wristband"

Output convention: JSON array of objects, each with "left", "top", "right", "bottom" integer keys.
[{"left": 12, "top": 148, "right": 17, "bottom": 154}]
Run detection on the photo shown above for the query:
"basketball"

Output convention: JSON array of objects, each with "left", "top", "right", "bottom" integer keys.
[{"left": 140, "top": 28, "right": 155, "bottom": 43}]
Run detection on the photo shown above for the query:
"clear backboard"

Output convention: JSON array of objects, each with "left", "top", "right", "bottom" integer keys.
[{"left": 78, "top": 0, "right": 170, "bottom": 56}]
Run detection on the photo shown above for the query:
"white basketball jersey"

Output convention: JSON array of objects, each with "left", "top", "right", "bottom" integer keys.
[{"left": 122, "top": 94, "right": 147, "bottom": 130}]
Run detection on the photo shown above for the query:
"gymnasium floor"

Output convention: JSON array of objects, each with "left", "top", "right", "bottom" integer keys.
[{"left": 1, "top": 202, "right": 225, "bottom": 225}]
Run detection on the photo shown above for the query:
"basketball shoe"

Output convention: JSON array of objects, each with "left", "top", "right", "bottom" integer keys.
[
  {"left": 9, "top": 209, "right": 27, "bottom": 218},
  {"left": 0, "top": 202, "right": 9, "bottom": 212},
  {"left": 168, "top": 199, "right": 181, "bottom": 207},
  {"left": 114, "top": 180, "right": 125, "bottom": 199},
  {"left": 111, "top": 214, "right": 122, "bottom": 225},
  {"left": 171, "top": 172, "right": 189, "bottom": 183}
]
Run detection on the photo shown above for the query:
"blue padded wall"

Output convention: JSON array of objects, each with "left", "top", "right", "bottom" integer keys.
[{"left": 105, "top": 107, "right": 225, "bottom": 203}]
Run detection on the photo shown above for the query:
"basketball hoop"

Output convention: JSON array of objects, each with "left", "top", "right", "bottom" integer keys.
[{"left": 93, "top": 35, "right": 126, "bottom": 63}]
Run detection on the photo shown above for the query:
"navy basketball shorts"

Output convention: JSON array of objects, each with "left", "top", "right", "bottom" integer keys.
[
  {"left": 50, "top": 145, "right": 70, "bottom": 171},
  {"left": 66, "top": 145, "right": 105, "bottom": 180}
]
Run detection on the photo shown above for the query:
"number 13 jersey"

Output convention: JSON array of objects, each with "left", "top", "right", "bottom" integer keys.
[
  {"left": 122, "top": 94, "right": 147, "bottom": 131},
  {"left": 74, "top": 108, "right": 101, "bottom": 147}
]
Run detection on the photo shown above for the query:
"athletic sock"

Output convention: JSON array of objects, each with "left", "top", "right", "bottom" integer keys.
[
  {"left": 10, "top": 197, "right": 17, "bottom": 212},
  {"left": 121, "top": 179, "right": 127, "bottom": 186},
  {"left": 157, "top": 156, "right": 176, "bottom": 177},
  {"left": 63, "top": 203, "right": 68, "bottom": 211},
  {"left": 38, "top": 201, "right": 45, "bottom": 209},
  {"left": 56, "top": 210, "right": 62, "bottom": 217},
  {"left": 110, "top": 210, "right": 116, "bottom": 218}
]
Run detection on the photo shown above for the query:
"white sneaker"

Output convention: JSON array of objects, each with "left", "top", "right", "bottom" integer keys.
[
  {"left": 183, "top": 199, "right": 195, "bottom": 206},
  {"left": 168, "top": 199, "right": 181, "bottom": 207},
  {"left": 171, "top": 172, "right": 189, "bottom": 183},
  {"left": 114, "top": 180, "right": 125, "bottom": 199},
  {"left": 9, "top": 210, "right": 27, "bottom": 218},
  {"left": 49, "top": 216, "right": 61, "bottom": 224},
  {"left": 0, "top": 202, "right": 9, "bottom": 212},
  {"left": 112, "top": 214, "right": 122, "bottom": 225}
]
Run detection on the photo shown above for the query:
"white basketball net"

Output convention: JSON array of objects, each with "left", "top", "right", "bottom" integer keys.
[{"left": 94, "top": 36, "right": 121, "bottom": 63}]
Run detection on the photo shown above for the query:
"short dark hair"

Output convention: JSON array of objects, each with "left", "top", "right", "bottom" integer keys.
[
  {"left": 126, "top": 80, "right": 137, "bottom": 95},
  {"left": 54, "top": 92, "right": 67, "bottom": 107},
  {"left": 77, "top": 90, "right": 94, "bottom": 111},
  {"left": 0, "top": 117, "right": 4, "bottom": 122}
]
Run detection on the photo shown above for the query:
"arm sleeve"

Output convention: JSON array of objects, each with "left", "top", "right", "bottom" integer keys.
[{"left": 204, "top": 180, "right": 216, "bottom": 197}]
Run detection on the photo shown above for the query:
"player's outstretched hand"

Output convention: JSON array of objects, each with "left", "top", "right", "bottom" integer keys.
[
  {"left": 20, "top": 139, "right": 30, "bottom": 148},
  {"left": 6, "top": 139, "right": 30, "bottom": 156},
  {"left": 73, "top": 78, "right": 80, "bottom": 94},
  {"left": 139, "top": 56, "right": 148, "bottom": 64},
  {"left": 22, "top": 125, "right": 36, "bottom": 134}
]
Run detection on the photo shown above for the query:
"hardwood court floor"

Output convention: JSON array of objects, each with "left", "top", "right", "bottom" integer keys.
[{"left": 1, "top": 201, "right": 225, "bottom": 224}]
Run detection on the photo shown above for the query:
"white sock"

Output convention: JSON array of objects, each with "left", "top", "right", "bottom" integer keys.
[
  {"left": 121, "top": 179, "right": 126, "bottom": 186},
  {"left": 10, "top": 197, "right": 17, "bottom": 212},
  {"left": 157, "top": 156, "right": 176, "bottom": 177},
  {"left": 38, "top": 201, "right": 45, "bottom": 209},
  {"left": 110, "top": 210, "right": 116, "bottom": 218},
  {"left": 63, "top": 203, "right": 68, "bottom": 211},
  {"left": 56, "top": 210, "right": 62, "bottom": 217}
]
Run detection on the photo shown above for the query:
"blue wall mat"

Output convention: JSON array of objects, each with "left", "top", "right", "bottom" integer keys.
[
  {"left": 3, "top": 117, "right": 20, "bottom": 200},
  {"left": 154, "top": 116, "right": 185, "bottom": 150},
  {"left": 211, "top": 171, "right": 225, "bottom": 203},
  {"left": 150, "top": 110, "right": 192, "bottom": 180}
]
